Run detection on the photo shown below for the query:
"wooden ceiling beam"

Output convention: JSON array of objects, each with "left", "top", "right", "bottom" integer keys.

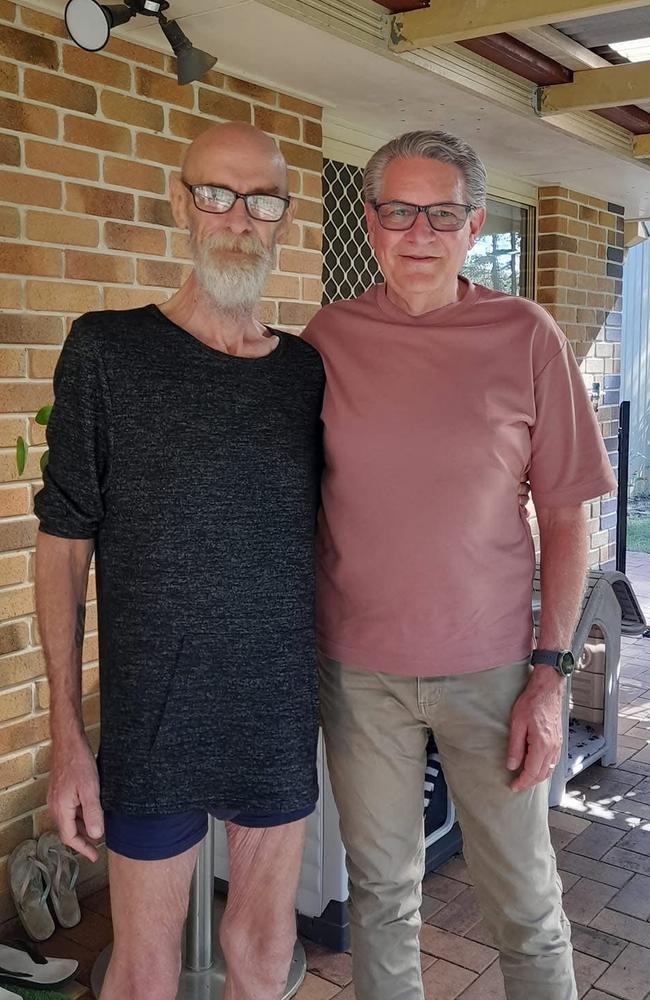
[
  {"left": 388, "top": 0, "right": 650, "bottom": 52},
  {"left": 632, "top": 132, "right": 650, "bottom": 157},
  {"left": 537, "top": 59, "right": 650, "bottom": 114}
]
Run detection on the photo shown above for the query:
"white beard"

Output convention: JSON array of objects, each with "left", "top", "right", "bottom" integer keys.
[{"left": 191, "top": 231, "right": 275, "bottom": 317}]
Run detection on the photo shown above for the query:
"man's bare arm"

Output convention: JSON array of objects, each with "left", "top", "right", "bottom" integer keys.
[
  {"left": 507, "top": 504, "right": 588, "bottom": 791},
  {"left": 36, "top": 531, "right": 104, "bottom": 860},
  {"left": 535, "top": 504, "right": 588, "bottom": 651}
]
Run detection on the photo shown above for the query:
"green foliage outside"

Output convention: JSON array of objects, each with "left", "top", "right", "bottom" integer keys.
[{"left": 627, "top": 517, "right": 650, "bottom": 554}]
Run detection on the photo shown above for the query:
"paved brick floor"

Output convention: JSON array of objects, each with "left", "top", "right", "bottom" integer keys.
[{"left": 27, "top": 555, "right": 650, "bottom": 999}]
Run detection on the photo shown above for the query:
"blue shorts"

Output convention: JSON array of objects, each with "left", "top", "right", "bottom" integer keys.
[{"left": 105, "top": 805, "right": 314, "bottom": 861}]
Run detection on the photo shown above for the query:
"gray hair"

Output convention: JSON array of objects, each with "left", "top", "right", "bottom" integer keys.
[{"left": 363, "top": 130, "right": 487, "bottom": 209}]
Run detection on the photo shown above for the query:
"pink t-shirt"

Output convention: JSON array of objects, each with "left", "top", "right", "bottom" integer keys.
[{"left": 302, "top": 279, "right": 617, "bottom": 677}]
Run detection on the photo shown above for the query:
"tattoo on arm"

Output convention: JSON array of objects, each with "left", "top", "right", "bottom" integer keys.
[{"left": 75, "top": 603, "right": 86, "bottom": 650}]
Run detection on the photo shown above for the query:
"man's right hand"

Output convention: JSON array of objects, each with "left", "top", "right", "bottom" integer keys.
[{"left": 48, "top": 738, "right": 104, "bottom": 862}]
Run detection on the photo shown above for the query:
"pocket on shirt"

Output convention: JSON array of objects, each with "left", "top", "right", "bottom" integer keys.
[
  {"left": 148, "top": 634, "right": 216, "bottom": 756},
  {"left": 148, "top": 627, "right": 317, "bottom": 760}
]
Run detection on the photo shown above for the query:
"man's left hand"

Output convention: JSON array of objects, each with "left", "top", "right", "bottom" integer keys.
[{"left": 506, "top": 669, "right": 564, "bottom": 791}]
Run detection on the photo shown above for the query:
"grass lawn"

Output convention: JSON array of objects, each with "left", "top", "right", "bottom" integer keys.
[{"left": 628, "top": 516, "right": 650, "bottom": 553}]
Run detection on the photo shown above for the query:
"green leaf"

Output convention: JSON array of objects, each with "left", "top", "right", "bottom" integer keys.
[
  {"left": 16, "top": 436, "right": 27, "bottom": 476},
  {"left": 40, "top": 450, "right": 49, "bottom": 475},
  {"left": 35, "top": 404, "right": 52, "bottom": 426}
]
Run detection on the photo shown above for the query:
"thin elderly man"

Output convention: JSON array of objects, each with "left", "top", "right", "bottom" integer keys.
[
  {"left": 34, "top": 122, "right": 324, "bottom": 1000},
  {"left": 303, "top": 130, "right": 617, "bottom": 1000}
]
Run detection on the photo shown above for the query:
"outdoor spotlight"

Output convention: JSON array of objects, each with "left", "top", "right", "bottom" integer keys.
[
  {"left": 64, "top": 0, "right": 217, "bottom": 84},
  {"left": 159, "top": 15, "right": 217, "bottom": 85},
  {"left": 65, "top": 0, "right": 135, "bottom": 52}
]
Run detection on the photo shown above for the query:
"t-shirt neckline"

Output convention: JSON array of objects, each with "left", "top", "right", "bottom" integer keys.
[
  {"left": 146, "top": 303, "right": 287, "bottom": 363},
  {"left": 373, "top": 276, "right": 481, "bottom": 325}
]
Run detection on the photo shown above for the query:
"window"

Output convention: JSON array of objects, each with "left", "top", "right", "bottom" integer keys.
[{"left": 462, "top": 198, "right": 532, "bottom": 297}]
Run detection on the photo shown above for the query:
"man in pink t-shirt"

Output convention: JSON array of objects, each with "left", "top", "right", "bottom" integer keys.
[{"left": 303, "top": 131, "right": 616, "bottom": 1000}]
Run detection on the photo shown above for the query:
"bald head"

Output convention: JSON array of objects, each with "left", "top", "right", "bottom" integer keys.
[{"left": 181, "top": 122, "right": 288, "bottom": 195}]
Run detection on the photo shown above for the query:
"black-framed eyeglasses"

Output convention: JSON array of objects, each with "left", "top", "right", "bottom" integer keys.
[
  {"left": 181, "top": 181, "right": 290, "bottom": 222},
  {"left": 373, "top": 201, "right": 474, "bottom": 232}
]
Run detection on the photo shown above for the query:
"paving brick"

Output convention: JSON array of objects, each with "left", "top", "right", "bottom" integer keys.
[
  {"left": 562, "top": 878, "right": 618, "bottom": 924},
  {"left": 304, "top": 941, "right": 352, "bottom": 986},
  {"left": 422, "top": 872, "right": 467, "bottom": 903},
  {"left": 563, "top": 795, "right": 635, "bottom": 831},
  {"left": 436, "top": 855, "right": 473, "bottom": 884},
  {"left": 626, "top": 777, "right": 650, "bottom": 804},
  {"left": 560, "top": 870, "right": 581, "bottom": 892},
  {"left": 455, "top": 959, "right": 506, "bottom": 999},
  {"left": 421, "top": 895, "right": 446, "bottom": 920},
  {"left": 427, "top": 887, "right": 482, "bottom": 935},
  {"left": 570, "top": 922, "right": 628, "bottom": 963},
  {"left": 421, "top": 959, "right": 476, "bottom": 998},
  {"left": 610, "top": 795, "right": 650, "bottom": 823},
  {"left": 566, "top": 823, "right": 626, "bottom": 860},
  {"left": 617, "top": 757, "right": 650, "bottom": 776},
  {"left": 602, "top": 848, "right": 650, "bottom": 877},
  {"left": 293, "top": 972, "right": 339, "bottom": 999},
  {"left": 594, "top": 942, "right": 650, "bottom": 999},
  {"left": 550, "top": 810, "right": 593, "bottom": 835},
  {"left": 573, "top": 951, "right": 610, "bottom": 998},
  {"left": 552, "top": 826, "right": 580, "bottom": 851},
  {"left": 591, "top": 909, "right": 650, "bottom": 948},
  {"left": 608, "top": 873, "right": 650, "bottom": 919},
  {"left": 616, "top": 825, "right": 650, "bottom": 856},
  {"left": 419, "top": 926, "right": 497, "bottom": 973},
  {"left": 464, "top": 919, "right": 498, "bottom": 948}
]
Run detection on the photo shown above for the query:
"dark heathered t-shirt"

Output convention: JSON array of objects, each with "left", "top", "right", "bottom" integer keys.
[{"left": 34, "top": 305, "right": 325, "bottom": 815}]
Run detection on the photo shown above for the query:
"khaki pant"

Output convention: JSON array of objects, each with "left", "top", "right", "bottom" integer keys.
[{"left": 318, "top": 654, "right": 577, "bottom": 1000}]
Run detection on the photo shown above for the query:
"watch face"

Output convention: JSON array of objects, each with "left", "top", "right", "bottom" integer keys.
[{"left": 560, "top": 651, "right": 576, "bottom": 676}]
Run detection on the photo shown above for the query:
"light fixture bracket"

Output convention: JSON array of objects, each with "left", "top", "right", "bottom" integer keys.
[{"left": 65, "top": 0, "right": 217, "bottom": 83}]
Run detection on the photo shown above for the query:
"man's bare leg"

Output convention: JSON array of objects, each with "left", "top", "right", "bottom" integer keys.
[
  {"left": 220, "top": 818, "right": 307, "bottom": 1000},
  {"left": 100, "top": 843, "right": 201, "bottom": 1000}
]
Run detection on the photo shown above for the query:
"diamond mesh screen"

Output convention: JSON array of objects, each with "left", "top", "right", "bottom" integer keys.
[{"left": 322, "top": 159, "right": 382, "bottom": 305}]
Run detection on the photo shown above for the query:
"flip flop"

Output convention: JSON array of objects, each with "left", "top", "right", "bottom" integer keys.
[
  {"left": 0, "top": 939, "right": 78, "bottom": 990},
  {"left": 36, "top": 833, "right": 81, "bottom": 930},
  {"left": 0, "top": 986, "right": 21, "bottom": 999},
  {"left": 7, "top": 843, "right": 54, "bottom": 942}
]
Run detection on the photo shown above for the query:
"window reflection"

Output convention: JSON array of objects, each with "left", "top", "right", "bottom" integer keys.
[{"left": 462, "top": 198, "right": 530, "bottom": 297}]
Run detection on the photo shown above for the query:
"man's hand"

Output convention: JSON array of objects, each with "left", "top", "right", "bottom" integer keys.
[
  {"left": 506, "top": 668, "right": 564, "bottom": 791},
  {"left": 48, "top": 738, "right": 104, "bottom": 862},
  {"left": 518, "top": 476, "right": 531, "bottom": 509}
]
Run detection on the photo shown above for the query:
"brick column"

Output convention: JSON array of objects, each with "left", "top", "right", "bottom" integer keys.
[{"left": 537, "top": 186, "right": 623, "bottom": 569}]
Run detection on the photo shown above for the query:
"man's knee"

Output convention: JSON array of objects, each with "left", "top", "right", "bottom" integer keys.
[{"left": 220, "top": 904, "right": 295, "bottom": 982}]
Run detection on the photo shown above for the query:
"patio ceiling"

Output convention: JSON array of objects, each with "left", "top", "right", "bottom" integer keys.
[
  {"left": 26, "top": 0, "right": 650, "bottom": 215},
  {"left": 379, "top": 1, "right": 650, "bottom": 151}
]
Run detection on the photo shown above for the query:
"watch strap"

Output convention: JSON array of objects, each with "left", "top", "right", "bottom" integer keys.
[{"left": 531, "top": 649, "right": 563, "bottom": 667}]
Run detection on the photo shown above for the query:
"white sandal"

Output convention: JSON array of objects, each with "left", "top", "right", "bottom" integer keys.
[
  {"left": 0, "top": 938, "right": 78, "bottom": 990},
  {"left": 0, "top": 986, "right": 21, "bottom": 999},
  {"left": 36, "top": 833, "right": 81, "bottom": 929}
]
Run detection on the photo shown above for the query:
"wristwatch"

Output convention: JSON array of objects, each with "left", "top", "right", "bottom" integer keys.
[{"left": 531, "top": 649, "right": 576, "bottom": 677}]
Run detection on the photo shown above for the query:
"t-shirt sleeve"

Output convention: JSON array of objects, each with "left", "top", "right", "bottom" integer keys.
[
  {"left": 528, "top": 340, "right": 617, "bottom": 508},
  {"left": 34, "top": 320, "right": 111, "bottom": 539},
  {"left": 301, "top": 313, "right": 320, "bottom": 348}
]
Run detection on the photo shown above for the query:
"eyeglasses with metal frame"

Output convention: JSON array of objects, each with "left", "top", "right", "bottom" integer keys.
[
  {"left": 372, "top": 201, "right": 474, "bottom": 232},
  {"left": 182, "top": 181, "right": 290, "bottom": 222}
]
